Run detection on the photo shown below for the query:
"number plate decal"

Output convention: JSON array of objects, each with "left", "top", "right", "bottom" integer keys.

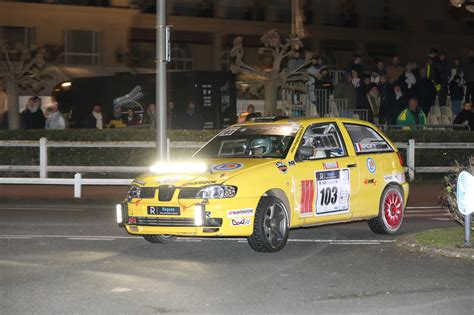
[{"left": 314, "top": 169, "right": 350, "bottom": 215}]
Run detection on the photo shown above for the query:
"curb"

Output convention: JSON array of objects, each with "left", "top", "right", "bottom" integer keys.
[{"left": 397, "top": 233, "right": 474, "bottom": 261}]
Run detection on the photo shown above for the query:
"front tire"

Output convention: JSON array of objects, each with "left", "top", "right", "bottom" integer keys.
[
  {"left": 143, "top": 234, "right": 176, "bottom": 244},
  {"left": 368, "top": 185, "right": 404, "bottom": 234},
  {"left": 247, "top": 196, "right": 290, "bottom": 252}
]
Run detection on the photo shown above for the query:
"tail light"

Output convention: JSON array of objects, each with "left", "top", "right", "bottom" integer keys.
[{"left": 397, "top": 152, "right": 404, "bottom": 167}]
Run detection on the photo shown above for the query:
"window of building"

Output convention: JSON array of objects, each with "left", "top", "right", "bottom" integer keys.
[
  {"left": 0, "top": 26, "right": 35, "bottom": 52},
  {"left": 64, "top": 30, "right": 101, "bottom": 66},
  {"left": 168, "top": 45, "right": 193, "bottom": 71}
]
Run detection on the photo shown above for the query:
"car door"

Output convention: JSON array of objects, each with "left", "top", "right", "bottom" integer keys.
[
  {"left": 342, "top": 123, "right": 397, "bottom": 218},
  {"left": 288, "top": 122, "right": 360, "bottom": 226}
]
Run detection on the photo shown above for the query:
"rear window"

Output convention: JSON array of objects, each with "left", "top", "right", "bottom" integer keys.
[{"left": 344, "top": 123, "right": 393, "bottom": 154}]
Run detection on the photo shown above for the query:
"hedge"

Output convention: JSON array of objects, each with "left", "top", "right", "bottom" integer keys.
[{"left": 0, "top": 129, "right": 472, "bottom": 177}]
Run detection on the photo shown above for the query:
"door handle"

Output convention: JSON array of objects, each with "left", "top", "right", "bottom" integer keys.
[{"left": 347, "top": 163, "right": 357, "bottom": 168}]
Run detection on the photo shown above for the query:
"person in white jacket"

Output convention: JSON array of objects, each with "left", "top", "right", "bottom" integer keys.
[{"left": 45, "top": 102, "right": 66, "bottom": 129}]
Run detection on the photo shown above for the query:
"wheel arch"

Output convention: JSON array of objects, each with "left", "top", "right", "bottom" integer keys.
[{"left": 263, "top": 188, "right": 292, "bottom": 224}]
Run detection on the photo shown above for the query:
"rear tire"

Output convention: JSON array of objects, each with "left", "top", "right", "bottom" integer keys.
[
  {"left": 247, "top": 196, "right": 289, "bottom": 252},
  {"left": 368, "top": 185, "right": 404, "bottom": 234},
  {"left": 143, "top": 234, "right": 176, "bottom": 244}
]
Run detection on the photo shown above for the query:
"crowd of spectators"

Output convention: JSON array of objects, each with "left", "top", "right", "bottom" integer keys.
[{"left": 303, "top": 48, "right": 474, "bottom": 129}]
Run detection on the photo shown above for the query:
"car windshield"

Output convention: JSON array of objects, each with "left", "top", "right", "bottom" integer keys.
[{"left": 194, "top": 124, "right": 299, "bottom": 159}]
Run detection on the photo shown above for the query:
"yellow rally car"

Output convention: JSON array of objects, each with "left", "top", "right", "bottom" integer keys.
[{"left": 116, "top": 117, "right": 408, "bottom": 252}]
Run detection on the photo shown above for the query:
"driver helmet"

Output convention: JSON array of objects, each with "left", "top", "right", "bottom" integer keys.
[{"left": 248, "top": 138, "right": 274, "bottom": 155}]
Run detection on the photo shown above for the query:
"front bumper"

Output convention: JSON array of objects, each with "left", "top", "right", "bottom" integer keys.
[{"left": 118, "top": 197, "right": 259, "bottom": 237}]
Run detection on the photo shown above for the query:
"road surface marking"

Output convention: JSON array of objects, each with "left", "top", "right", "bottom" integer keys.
[
  {"left": 0, "top": 207, "right": 84, "bottom": 211},
  {"left": 0, "top": 234, "right": 394, "bottom": 245}
]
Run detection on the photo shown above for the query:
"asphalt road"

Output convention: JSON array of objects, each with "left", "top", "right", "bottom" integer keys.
[{"left": 1, "top": 199, "right": 473, "bottom": 315}]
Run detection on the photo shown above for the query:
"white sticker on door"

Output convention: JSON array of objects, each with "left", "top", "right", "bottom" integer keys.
[{"left": 314, "top": 169, "right": 350, "bottom": 215}]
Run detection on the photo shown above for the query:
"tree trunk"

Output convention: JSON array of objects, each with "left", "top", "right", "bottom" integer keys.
[
  {"left": 264, "top": 81, "right": 278, "bottom": 115},
  {"left": 6, "top": 78, "right": 20, "bottom": 130}
]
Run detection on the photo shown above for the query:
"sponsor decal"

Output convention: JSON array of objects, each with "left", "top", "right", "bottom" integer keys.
[
  {"left": 231, "top": 218, "right": 251, "bottom": 226},
  {"left": 384, "top": 173, "right": 406, "bottom": 184},
  {"left": 219, "top": 127, "right": 240, "bottom": 136},
  {"left": 158, "top": 177, "right": 180, "bottom": 185},
  {"left": 290, "top": 129, "right": 304, "bottom": 153},
  {"left": 276, "top": 161, "right": 288, "bottom": 174},
  {"left": 291, "top": 124, "right": 301, "bottom": 133},
  {"left": 323, "top": 161, "right": 339, "bottom": 170},
  {"left": 227, "top": 208, "right": 254, "bottom": 218},
  {"left": 288, "top": 160, "right": 296, "bottom": 167},
  {"left": 315, "top": 169, "right": 351, "bottom": 215},
  {"left": 212, "top": 163, "right": 243, "bottom": 171},
  {"left": 135, "top": 199, "right": 141, "bottom": 206},
  {"left": 355, "top": 142, "right": 391, "bottom": 153},
  {"left": 205, "top": 211, "right": 211, "bottom": 218},
  {"left": 363, "top": 178, "right": 377, "bottom": 185},
  {"left": 300, "top": 180, "right": 315, "bottom": 215},
  {"left": 182, "top": 180, "right": 216, "bottom": 186},
  {"left": 132, "top": 179, "right": 146, "bottom": 186},
  {"left": 366, "top": 157, "right": 376, "bottom": 174}
]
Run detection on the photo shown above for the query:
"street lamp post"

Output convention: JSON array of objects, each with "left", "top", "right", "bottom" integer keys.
[{"left": 156, "top": 0, "right": 168, "bottom": 161}]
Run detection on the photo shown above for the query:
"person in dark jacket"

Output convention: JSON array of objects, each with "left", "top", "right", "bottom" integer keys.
[
  {"left": 84, "top": 104, "right": 104, "bottom": 129},
  {"left": 416, "top": 68, "right": 437, "bottom": 115},
  {"left": 378, "top": 75, "right": 394, "bottom": 124},
  {"left": 453, "top": 102, "right": 473, "bottom": 131},
  {"left": 21, "top": 96, "right": 45, "bottom": 129},
  {"left": 449, "top": 75, "right": 465, "bottom": 115},
  {"left": 464, "top": 50, "right": 474, "bottom": 104},
  {"left": 385, "top": 84, "right": 407, "bottom": 125},
  {"left": 346, "top": 54, "right": 363, "bottom": 77},
  {"left": 177, "top": 102, "right": 204, "bottom": 130},
  {"left": 437, "top": 53, "right": 450, "bottom": 106}
]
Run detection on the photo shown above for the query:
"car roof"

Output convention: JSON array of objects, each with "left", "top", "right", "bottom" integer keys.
[{"left": 237, "top": 117, "right": 374, "bottom": 128}]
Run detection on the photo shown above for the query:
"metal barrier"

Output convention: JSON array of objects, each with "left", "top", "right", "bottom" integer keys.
[{"left": 1, "top": 138, "right": 473, "bottom": 198}]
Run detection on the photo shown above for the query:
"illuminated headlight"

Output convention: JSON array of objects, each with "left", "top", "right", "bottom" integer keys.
[
  {"left": 194, "top": 204, "right": 205, "bottom": 226},
  {"left": 196, "top": 185, "right": 237, "bottom": 199},
  {"left": 127, "top": 185, "right": 141, "bottom": 200},
  {"left": 116, "top": 204, "right": 123, "bottom": 224}
]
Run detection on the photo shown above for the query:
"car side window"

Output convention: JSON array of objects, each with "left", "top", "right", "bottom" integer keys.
[
  {"left": 344, "top": 123, "right": 394, "bottom": 154},
  {"left": 300, "top": 123, "right": 347, "bottom": 160}
]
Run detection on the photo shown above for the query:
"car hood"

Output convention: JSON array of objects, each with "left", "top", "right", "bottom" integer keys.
[{"left": 135, "top": 158, "right": 279, "bottom": 187}]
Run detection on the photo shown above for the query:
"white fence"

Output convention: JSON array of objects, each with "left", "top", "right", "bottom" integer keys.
[{"left": 1, "top": 138, "right": 473, "bottom": 198}]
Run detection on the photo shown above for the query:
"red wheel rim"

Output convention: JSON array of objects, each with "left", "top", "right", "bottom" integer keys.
[{"left": 383, "top": 190, "right": 403, "bottom": 229}]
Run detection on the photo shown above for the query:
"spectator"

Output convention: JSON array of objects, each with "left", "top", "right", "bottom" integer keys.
[
  {"left": 386, "top": 55, "right": 404, "bottom": 84},
  {"left": 464, "top": 49, "right": 474, "bottom": 103},
  {"left": 399, "top": 63, "right": 417, "bottom": 99},
  {"left": 437, "top": 53, "right": 450, "bottom": 106},
  {"left": 21, "top": 96, "right": 45, "bottom": 129},
  {"left": 287, "top": 50, "right": 305, "bottom": 73},
  {"left": 239, "top": 104, "right": 261, "bottom": 122},
  {"left": 346, "top": 54, "right": 363, "bottom": 77},
  {"left": 333, "top": 73, "right": 357, "bottom": 110},
  {"left": 315, "top": 67, "right": 333, "bottom": 91},
  {"left": 370, "top": 70, "right": 380, "bottom": 85},
  {"left": 416, "top": 68, "right": 437, "bottom": 115},
  {"left": 350, "top": 69, "right": 361, "bottom": 88},
  {"left": 453, "top": 102, "right": 473, "bottom": 131},
  {"left": 45, "top": 102, "right": 66, "bottom": 129},
  {"left": 167, "top": 101, "right": 179, "bottom": 129},
  {"left": 178, "top": 102, "right": 204, "bottom": 130},
  {"left": 143, "top": 103, "right": 156, "bottom": 128},
  {"left": 396, "top": 97, "right": 427, "bottom": 128},
  {"left": 386, "top": 84, "right": 407, "bottom": 124},
  {"left": 450, "top": 57, "right": 464, "bottom": 83},
  {"left": 84, "top": 104, "right": 104, "bottom": 129},
  {"left": 378, "top": 75, "right": 393, "bottom": 124},
  {"left": 307, "top": 56, "right": 322, "bottom": 104},
  {"left": 375, "top": 60, "right": 387, "bottom": 76},
  {"left": 124, "top": 108, "right": 140, "bottom": 127},
  {"left": 366, "top": 83, "right": 381, "bottom": 123},
  {"left": 425, "top": 56, "right": 442, "bottom": 97},
  {"left": 449, "top": 75, "right": 465, "bottom": 115}
]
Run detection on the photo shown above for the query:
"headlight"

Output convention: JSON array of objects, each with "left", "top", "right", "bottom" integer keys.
[
  {"left": 196, "top": 185, "right": 237, "bottom": 199},
  {"left": 127, "top": 185, "right": 141, "bottom": 200}
]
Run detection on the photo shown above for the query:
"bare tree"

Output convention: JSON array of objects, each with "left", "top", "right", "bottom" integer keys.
[
  {"left": 230, "top": 29, "right": 312, "bottom": 115},
  {"left": 0, "top": 42, "right": 49, "bottom": 129}
]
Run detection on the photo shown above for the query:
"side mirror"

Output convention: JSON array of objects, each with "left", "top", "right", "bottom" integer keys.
[{"left": 297, "top": 146, "right": 313, "bottom": 161}]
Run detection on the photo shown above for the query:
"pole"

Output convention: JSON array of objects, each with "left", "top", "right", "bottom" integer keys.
[
  {"left": 465, "top": 214, "right": 472, "bottom": 247},
  {"left": 156, "top": 0, "right": 168, "bottom": 161}
]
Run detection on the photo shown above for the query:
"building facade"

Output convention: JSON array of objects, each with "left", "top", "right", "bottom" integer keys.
[{"left": 1, "top": 0, "right": 473, "bottom": 94}]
